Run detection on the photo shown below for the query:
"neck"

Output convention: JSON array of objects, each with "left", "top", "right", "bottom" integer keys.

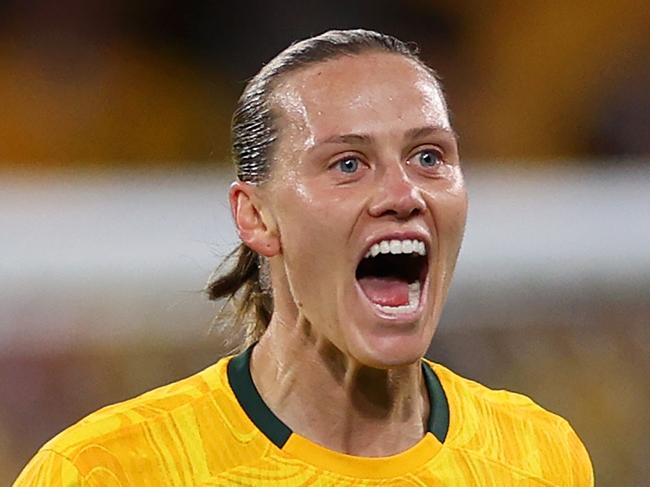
[{"left": 249, "top": 315, "right": 430, "bottom": 457}]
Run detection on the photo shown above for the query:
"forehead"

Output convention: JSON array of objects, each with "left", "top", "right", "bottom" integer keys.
[{"left": 271, "top": 52, "right": 450, "bottom": 145}]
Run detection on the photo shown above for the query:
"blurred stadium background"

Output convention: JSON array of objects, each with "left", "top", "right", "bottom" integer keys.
[{"left": 1, "top": 1, "right": 649, "bottom": 485}]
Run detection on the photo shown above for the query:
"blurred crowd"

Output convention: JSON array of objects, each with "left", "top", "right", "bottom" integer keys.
[
  {"left": 1, "top": 0, "right": 649, "bottom": 169},
  {"left": 2, "top": 307, "right": 648, "bottom": 485},
  {"left": 2, "top": 1, "right": 649, "bottom": 485}
]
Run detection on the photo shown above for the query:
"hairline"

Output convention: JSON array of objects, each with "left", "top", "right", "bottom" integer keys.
[{"left": 257, "top": 50, "right": 448, "bottom": 180}]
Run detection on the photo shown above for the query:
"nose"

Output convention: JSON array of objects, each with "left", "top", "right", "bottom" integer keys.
[{"left": 368, "top": 163, "right": 426, "bottom": 220}]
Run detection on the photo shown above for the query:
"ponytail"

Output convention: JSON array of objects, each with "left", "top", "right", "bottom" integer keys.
[{"left": 205, "top": 244, "right": 273, "bottom": 348}]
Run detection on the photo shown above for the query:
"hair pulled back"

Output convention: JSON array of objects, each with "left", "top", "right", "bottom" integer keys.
[{"left": 206, "top": 29, "right": 438, "bottom": 347}]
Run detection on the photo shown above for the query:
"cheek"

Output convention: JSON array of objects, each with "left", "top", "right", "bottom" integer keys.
[
  {"left": 273, "top": 184, "right": 351, "bottom": 280},
  {"left": 275, "top": 182, "right": 360, "bottom": 244},
  {"left": 272, "top": 182, "right": 367, "bottom": 315},
  {"left": 427, "top": 184, "right": 468, "bottom": 250},
  {"left": 445, "top": 190, "right": 468, "bottom": 238}
]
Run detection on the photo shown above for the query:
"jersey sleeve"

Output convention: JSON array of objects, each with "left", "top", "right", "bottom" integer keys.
[
  {"left": 13, "top": 449, "right": 83, "bottom": 487},
  {"left": 565, "top": 421, "right": 594, "bottom": 487}
]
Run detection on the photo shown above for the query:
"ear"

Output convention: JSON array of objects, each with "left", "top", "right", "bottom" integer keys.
[{"left": 229, "top": 181, "right": 281, "bottom": 257}]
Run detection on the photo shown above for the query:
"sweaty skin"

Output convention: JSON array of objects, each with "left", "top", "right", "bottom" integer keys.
[{"left": 230, "top": 51, "right": 468, "bottom": 457}]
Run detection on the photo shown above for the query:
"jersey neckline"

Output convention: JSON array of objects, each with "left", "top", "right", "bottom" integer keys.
[{"left": 226, "top": 345, "right": 450, "bottom": 478}]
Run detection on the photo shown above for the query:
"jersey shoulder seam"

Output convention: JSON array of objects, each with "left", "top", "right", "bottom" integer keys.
[
  {"left": 44, "top": 357, "right": 234, "bottom": 454},
  {"left": 426, "top": 360, "right": 568, "bottom": 426},
  {"left": 38, "top": 448, "right": 86, "bottom": 485},
  {"left": 445, "top": 445, "right": 560, "bottom": 486}
]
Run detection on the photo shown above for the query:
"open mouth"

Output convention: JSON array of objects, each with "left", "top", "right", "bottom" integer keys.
[{"left": 355, "top": 239, "right": 428, "bottom": 315}]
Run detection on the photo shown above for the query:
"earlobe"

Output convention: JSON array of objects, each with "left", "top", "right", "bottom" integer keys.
[{"left": 229, "top": 181, "right": 281, "bottom": 257}]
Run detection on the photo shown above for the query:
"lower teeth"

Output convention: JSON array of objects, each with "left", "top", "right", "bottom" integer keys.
[{"left": 376, "top": 281, "right": 420, "bottom": 314}]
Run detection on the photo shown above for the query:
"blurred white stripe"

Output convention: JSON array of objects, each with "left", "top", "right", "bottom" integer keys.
[
  {"left": 460, "top": 163, "right": 650, "bottom": 282},
  {"left": 1, "top": 164, "right": 649, "bottom": 350}
]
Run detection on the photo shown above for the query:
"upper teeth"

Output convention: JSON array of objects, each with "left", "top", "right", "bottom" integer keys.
[{"left": 364, "top": 239, "right": 426, "bottom": 259}]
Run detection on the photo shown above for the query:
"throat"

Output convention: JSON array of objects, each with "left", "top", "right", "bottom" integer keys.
[{"left": 252, "top": 329, "right": 429, "bottom": 456}]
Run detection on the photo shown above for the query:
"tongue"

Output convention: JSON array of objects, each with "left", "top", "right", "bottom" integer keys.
[{"left": 358, "top": 276, "right": 410, "bottom": 306}]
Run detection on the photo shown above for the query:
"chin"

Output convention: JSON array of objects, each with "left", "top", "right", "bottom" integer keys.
[
  {"left": 340, "top": 288, "right": 439, "bottom": 369},
  {"left": 348, "top": 328, "right": 434, "bottom": 370}
]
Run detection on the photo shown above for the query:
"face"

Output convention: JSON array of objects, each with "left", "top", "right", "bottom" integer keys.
[{"left": 253, "top": 52, "right": 467, "bottom": 368}]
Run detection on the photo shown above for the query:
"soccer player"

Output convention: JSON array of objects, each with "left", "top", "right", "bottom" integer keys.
[{"left": 15, "top": 29, "right": 593, "bottom": 486}]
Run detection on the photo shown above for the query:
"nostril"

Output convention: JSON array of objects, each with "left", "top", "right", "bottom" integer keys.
[{"left": 369, "top": 186, "right": 426, "bottom": 219}]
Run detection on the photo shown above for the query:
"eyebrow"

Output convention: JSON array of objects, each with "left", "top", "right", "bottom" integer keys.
[
  {"left": 404, "top": 125, "right": 458, "bottom": 143},
  {"left": 317, "top": 133, "right": 373, "bottom": 146},
  {"left": 312, "top": 125, "right": 457, "bottom": 149}
]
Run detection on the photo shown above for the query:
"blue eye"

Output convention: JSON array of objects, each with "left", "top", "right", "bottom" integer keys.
[
  {"left": 418, "top": 150, "right": 442, "bottom": 167},
  {"left": 337, "top": 157, "right": 359, "bottom": 173}
]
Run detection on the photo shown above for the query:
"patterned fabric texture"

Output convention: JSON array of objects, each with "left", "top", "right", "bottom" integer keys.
[{"left": 14, "top": 351, "right": 593, "bottom": 486}]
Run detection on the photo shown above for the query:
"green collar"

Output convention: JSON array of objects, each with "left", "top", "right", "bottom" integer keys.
[{"left": 227, "top": 345, "right": 449, "bottom": 448}]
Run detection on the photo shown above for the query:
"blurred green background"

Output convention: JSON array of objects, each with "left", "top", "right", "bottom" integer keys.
[{"left": 1, "top": 1, "right": 649, "bottom": 485}]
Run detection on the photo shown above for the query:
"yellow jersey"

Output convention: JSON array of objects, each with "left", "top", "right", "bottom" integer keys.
[{"left": 14, "top": 347, "right": 593, "bottom": 486}]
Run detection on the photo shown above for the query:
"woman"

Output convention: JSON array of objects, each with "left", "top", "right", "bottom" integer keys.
[{"left": 15, "top": 29, "right": 593, "bottom": 486}]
